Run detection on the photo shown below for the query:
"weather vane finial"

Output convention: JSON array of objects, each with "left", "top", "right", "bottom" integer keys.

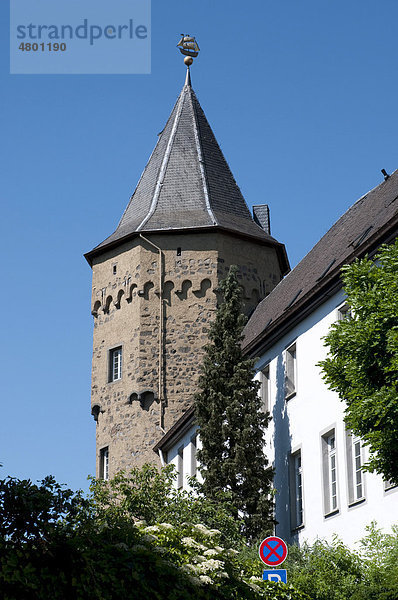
[{"left": 177, "top": 34, "right": 200, "bottom": 67}]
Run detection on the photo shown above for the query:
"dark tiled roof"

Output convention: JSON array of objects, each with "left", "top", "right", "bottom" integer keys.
[
  {"left": 89, "top": 70, "right": 281, "bottom": 255},
  {"left": 243, "top": 170, "right": 398, "bottom": 353}
]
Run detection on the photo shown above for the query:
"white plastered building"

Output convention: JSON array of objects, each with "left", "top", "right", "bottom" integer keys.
[
  {"left": 154, "top": 170, "right": 398, "bottom": 548},
  {"left": 243, "top": 170, "right": 398, "bottom": 547}
]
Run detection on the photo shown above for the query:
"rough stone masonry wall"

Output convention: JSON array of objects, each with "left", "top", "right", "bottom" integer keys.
[{"left": 89, "top": 232, "right": 283, "bottom": 477}]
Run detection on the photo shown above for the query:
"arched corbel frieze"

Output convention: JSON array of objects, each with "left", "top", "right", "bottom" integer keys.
[
  {"left": 114, "top": 289, "right": 125, "bottom": 309},
  {"left": 163, "top": 280, "right": 175, "bottom": 305},
  {"left": 193, "top": 278, "right": 212, "bottom": 298},
  {"left": 91, "top": 300, "right": 101, "bottom": 317},
  {"left": 128, "top": 390, "right": 158, "bottom": 411},
  {"left": 138, "top": 281, "right": 154, "bottom": 300},
  {"left": 103, "top": 295, "right": 113, "bottom": 314},
  {"left": 126, "top": 283, "right": 137, "bottom": 303},
  {"left": 175, "top": 279, "right": 192, "bottom": 300}
]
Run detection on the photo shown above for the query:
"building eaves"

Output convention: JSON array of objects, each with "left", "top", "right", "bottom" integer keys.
[
  {"left": 84, "top": 224, "right": 289, "bottom": 270},
  {"left": 153, "top": 405, "right": 195, "bottom": 454},
  {"left": 243, "top": 170, "right": 398, "bottom": 356}
]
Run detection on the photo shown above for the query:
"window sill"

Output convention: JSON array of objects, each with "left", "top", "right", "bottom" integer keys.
[
  {"left": 285, "top": 391, "right": 296, "bottom": 401},
  {"left": 384, "top": 484, "right": 398, "bottom": 493},
  {"left": 291, "top": 524, "right": 305, "bottom": 533},
  {"left": 324, "top": 508, "right": 339, "bottom": 519},
  {"left": 107, "top": 378, "right": 122, "bottom": 385},
  {"left": 348, "top": 497, "right": 366, "bottom": 508}
]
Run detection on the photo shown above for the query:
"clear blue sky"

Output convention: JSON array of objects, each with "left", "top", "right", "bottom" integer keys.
[{"left": 1, "top": 0, "right": 397, "bottom": 492}]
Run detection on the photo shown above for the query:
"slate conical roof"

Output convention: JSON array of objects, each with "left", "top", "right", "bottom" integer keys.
[{"left": 88, "top": 69, "right": 284, "bottom": 258}]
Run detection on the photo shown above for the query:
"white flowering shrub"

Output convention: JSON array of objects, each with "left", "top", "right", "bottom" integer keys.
[
  {"left": 133, "top": 521, "right": 309, "bottom": 599},
  {"left": 89, "top": 465, "right": 308, "bottom": 599}
]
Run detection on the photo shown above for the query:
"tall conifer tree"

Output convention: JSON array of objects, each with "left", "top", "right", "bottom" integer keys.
[{"left": 195, "top": 266, "right": 273, "bottom": 541}]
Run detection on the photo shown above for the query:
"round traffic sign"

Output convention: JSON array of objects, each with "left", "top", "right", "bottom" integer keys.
[{"left": 259, "top": 536, "right": 288, "bottom": 567}]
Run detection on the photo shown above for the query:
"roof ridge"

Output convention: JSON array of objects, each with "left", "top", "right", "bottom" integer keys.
[
  {"left": 136, "top": 84, "right": 187, "bottom": 231},
  {"left": 112, "top": 93, "right": 181, "bottom": 233},
  {"left": 188, "top": 86, "right": 218, "bottom": 226},
  {"left": 243, "top": 170, "right": 398, "bottom": 351}
]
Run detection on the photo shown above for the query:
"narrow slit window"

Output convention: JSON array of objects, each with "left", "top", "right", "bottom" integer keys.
[
  {"left": 100, "top": 447, "right": 109, "bottom": 480},
  {"left": 328, "top": 434, "right": 338, "bottom": 511},
  {"left": 353, "top": 439, "right": 363, "bottom": 499},
  {"left": 177, "top": 446, "right": 184, "bottom": 489},
  {"left": 346, "top": 430, "right": 365, "bottom": 504},
  {"left": 190, "top": 433, "right": 197, "bottom": 477},
  {"left": 109, "top": 347, "right": 122, "bottom": 382},
  {"left": 289, "top": 450, "right": 304, "bottom": 529},
  {"left": 260, "top": 365, "right": 270, "bottom": 412},
  {"left": 285, "top": 343, "right": 296, "bottom": 398},
  {"left": 322, "top": 429, "right": 339, "bottom": 515}
]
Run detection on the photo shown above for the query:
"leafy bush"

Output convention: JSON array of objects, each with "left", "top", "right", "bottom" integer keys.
[
  {"left": 3, "top": 467, "right": 396, "bottom": 599},
  {"left": 89, "top": 463, "right": 242, "bottom": 547},
  {"left": 283, "top": 523, "right": 398, "bottom": 600},
  {"left": 353, "top": 522, "right": 398, "bottom": 600},
  {"left": 285, "top": 536, "right": 362, "bottom": 600},
  {"left": 0, "top": 469, "right": 307, "bottom": 600}
]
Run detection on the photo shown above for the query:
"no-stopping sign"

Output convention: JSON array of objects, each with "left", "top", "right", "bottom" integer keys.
[{"left": 259, "top": 536, "right": 288, "bottom": 567}]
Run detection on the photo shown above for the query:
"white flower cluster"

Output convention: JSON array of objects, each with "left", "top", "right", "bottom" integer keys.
[
  {"left": 181, "top": 536, "right": 206, "bottom": 551},
  {"left": 159, "top": 522, "right": 174, "bottom": 529},
  {"left": 198, "top": 558, "right": 224, "bottom": 573},
  {"left": 144, "top": 525, "right": 160, "bottom": 533},
  {"left": 132, "top": 520, "right": 265, "bottom": 592},
  {"left": 181, "top": 557, "right": 230, "bottom": 585},
  {"left": 203, "top": 548, "right": 218, "bottom": 557},
  {"left": 198, "top": 575, "right": 212, "bottom": 585},
  {"left": 192, "top": 523, "right": 221, "bottom": 537},
  {"left": 133, "top": 519, "right": 147, "bottom": 527}
]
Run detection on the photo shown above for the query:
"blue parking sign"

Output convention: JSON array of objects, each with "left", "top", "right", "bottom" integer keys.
[{"left": 263, "top": 569, "right": 287, "bottom": 583}]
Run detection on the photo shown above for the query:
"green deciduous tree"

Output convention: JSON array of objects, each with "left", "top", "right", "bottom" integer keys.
[
  {"left": 319, "top": 239, "right": 398, "bottom": 483},
  {"left": 195, "top": 265, "right": 273, "bottom": 542}
]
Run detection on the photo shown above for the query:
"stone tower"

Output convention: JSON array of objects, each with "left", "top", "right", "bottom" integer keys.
[{"left": 85, "top": 68, "right": 289, "bottom": 479}]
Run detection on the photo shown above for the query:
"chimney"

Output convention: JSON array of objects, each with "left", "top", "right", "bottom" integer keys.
[{"left": 253, "top": 204, "right": 271, "bottom": 235}]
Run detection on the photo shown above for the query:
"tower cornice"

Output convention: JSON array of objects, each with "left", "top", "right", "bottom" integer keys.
[{"left": 84, "top": 225, "right": 289, "bottom": 274}]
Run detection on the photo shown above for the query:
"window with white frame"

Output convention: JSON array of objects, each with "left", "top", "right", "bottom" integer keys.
[
  {"left": 100, "top": 447, "right": 109, "bottom": 480},
  {"left": 260, "top": 365, "right": 270, "bottom": 412},
  {"left": 190, "top": 433, "right": 197, "bottom": 477},
  {"left": 289, "top": 450, "right": 304, "bottom": 529},
  {"left": 285, "top": 343, "right": 296, "bottom": 398},
  {"left": 109, "top": 346, "right": 122, "bottom": 382},
  {"left": 345, "top": 430, "right": 365, "bottom": 504},
  {"left": 177, "top": 445, "right": 184, "bottom": 489},
  {"left": 321, "top": 429, "right": 339, "bottom": 515}
]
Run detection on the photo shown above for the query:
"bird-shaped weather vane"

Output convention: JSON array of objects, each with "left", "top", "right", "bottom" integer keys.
[{"left": 177, "top": 34, "right": 200, "bottom": 67}]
